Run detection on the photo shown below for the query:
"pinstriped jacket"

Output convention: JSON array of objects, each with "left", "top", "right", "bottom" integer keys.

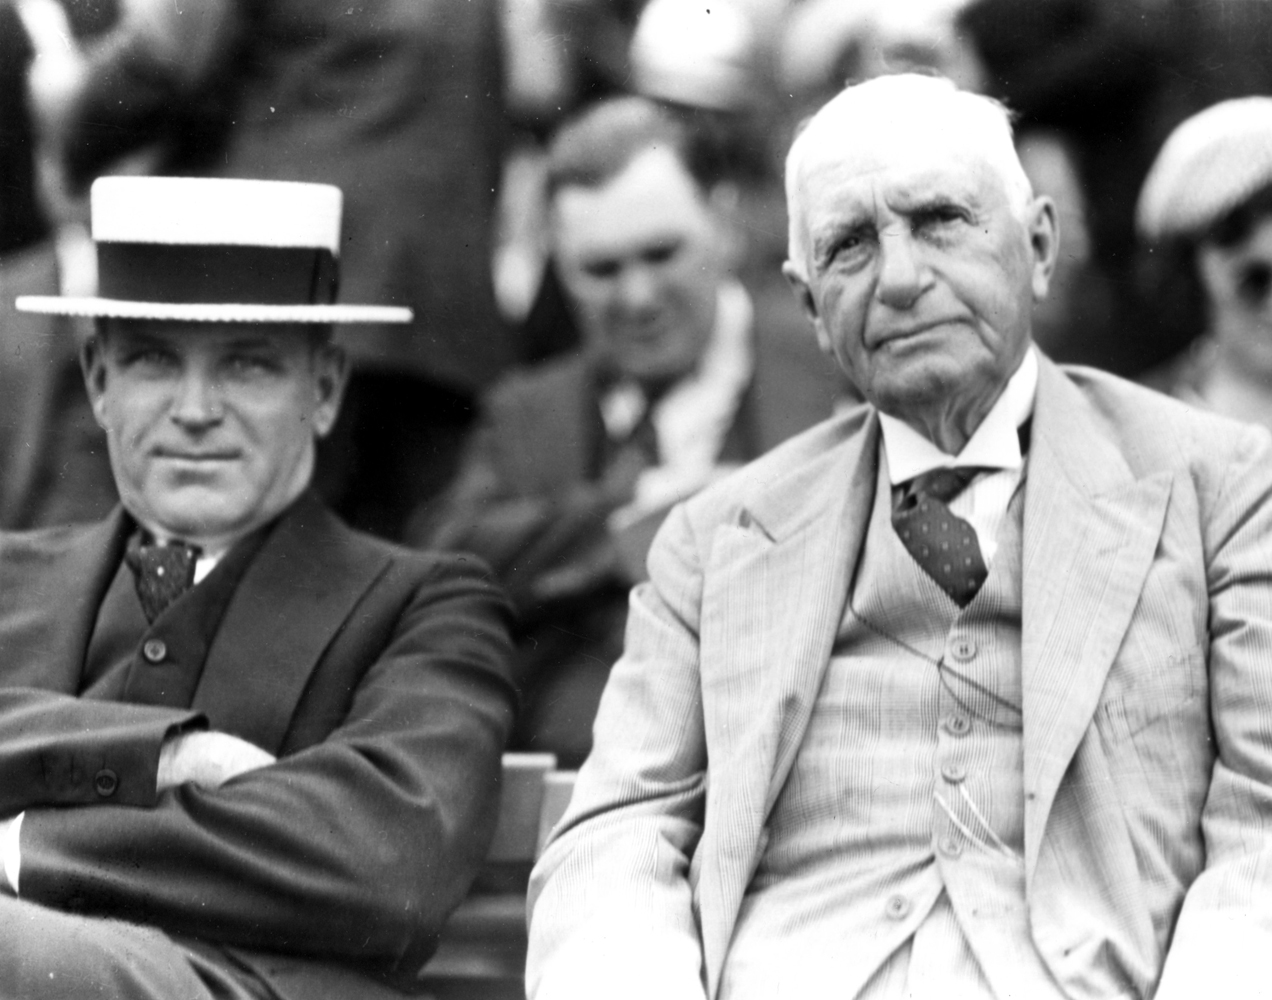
[{"left": 527, "top": 353, "right": 1272, "bottom": 1000}]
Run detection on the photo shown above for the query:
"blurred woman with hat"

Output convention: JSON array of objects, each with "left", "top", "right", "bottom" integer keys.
[{"left": 1137, "top": 96, "right": 1272, "bottom": 429}]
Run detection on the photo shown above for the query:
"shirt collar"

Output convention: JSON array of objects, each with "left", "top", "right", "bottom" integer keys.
[{"left": 879, "top": 345, "right": 1038, "bottom": 486}]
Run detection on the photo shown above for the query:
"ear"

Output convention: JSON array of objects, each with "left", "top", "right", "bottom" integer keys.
[
  {"left": 782, "top": 259, "right": 834, "bottom": 355},
  {"left": 80, "top": 337, "right": 110, "bottom": 429},
  {"left": 310, "top": 343, "right": 349, "bottom": 439},
  {"left": 1025, "top": 195, "right": 1060, "bottom": 302}
]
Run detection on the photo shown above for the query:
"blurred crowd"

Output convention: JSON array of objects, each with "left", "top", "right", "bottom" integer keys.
[{"left": 5, "top": 0, "right": 1272, "bottom": 763}]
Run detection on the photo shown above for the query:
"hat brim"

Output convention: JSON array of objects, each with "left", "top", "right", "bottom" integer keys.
[{"left": 15, "top": 296, "right": 412, "bottom": 324}]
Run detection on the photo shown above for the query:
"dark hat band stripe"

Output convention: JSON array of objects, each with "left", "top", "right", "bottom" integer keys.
[{"left": 97, "top": 243, "right": 339, "bottom": 307}]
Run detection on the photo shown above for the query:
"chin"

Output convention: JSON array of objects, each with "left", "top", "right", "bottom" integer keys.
[{"left": 147, "top": 492, "right": 250, "bottom": 543}]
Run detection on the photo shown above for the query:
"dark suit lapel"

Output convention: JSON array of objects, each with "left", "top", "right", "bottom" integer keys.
[
  {"left": 193, "top": 494, "right": 390, "bottom": 754},
  {"left": 0, "top": 509, "right": 128, "bottom": 691},
  {"left": 1021, "top": 359, "right": 1172, "bottom": 881}
]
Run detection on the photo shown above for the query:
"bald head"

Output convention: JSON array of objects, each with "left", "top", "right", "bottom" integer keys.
[{"left": 785, "top": 74, "right": 1032, "bottom": 278}]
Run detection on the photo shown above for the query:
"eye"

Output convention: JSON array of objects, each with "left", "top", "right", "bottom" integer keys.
[
  {"left": 121, "top": 347, "right": 177, "bottom": 371},
  {"left": 913, "top": 204, "right": 971, "bottom": 235},
  {"left": 641, "top": 243, "right": 679, "bottom": 266},
  {"left": 581, "top": 258, "right": 621, "bottom": 280},
  {"left": 821, "top": 228, "right": 874, "bottom": 270},
  {"left": 224, "top": 353, "right": 280, "bottom": 377}
]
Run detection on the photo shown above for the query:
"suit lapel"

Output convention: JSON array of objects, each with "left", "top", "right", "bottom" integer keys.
[
  {"left": 755, "top": 419, "right": 880, "bottom": 817},
  {"left": 0, "top": 509, "right": 128, "bottom": 691},
  {"left": 698, "top": 412, "right": 879, "bottom": 993},
  {"left": 193, "top": 494, "right": 390, "bottom": 754},
  {"left": 1021, "top": 359, "right": 1172, "bottom": 880}
]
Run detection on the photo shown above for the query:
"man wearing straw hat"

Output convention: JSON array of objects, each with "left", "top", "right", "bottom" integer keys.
[{"left": 0, "top": 175, "right": 516, "bottom": 999}]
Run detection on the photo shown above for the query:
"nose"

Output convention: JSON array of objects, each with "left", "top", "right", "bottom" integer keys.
[
  {"left": 875, "top": 229, "right": 930, "bottom": 310},
  {"left": 615, "top": 264, "right": 661, "bottom": 316},
  {"left": 169, "top": 371, "right": 224, "bottom": 429}
]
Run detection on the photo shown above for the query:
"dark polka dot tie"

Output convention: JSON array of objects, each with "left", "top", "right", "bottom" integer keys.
[
  {"left": 124, "top": 534, "right": 201, "bottom": 624},
  {"left": 891, "top": 467, "right": 988, "bottom": 607}
]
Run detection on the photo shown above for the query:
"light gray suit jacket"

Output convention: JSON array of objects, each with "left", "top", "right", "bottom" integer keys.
[{"left": 527, "top": 355, "right": 1272, "bottom": 1000}]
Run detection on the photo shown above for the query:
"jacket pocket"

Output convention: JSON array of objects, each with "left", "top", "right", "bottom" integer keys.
[{"left": 1095, "top": 644, "right": 1204, "bottom": 744}]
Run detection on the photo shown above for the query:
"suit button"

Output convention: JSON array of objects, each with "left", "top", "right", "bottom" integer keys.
[
  {"left": 938, "top": 835, "right": 963, "bottom": 858},
  {"left": 941, "top": 761, "right": 967, "bottom": 784},
  {"left": 142, "top": 639, "right": 167, "bottom": 663},
  {"left": 949, "top": 637, "right": 977, "bottom": 662},
  {"left": 943, "top": 713, "right": 972, "bottom": 737},
  {"left": 885, "top": 894, "right": 911, "bottom": 920},
  {"left": 93, "top": 769, "right": 118, "bottom": 798}
]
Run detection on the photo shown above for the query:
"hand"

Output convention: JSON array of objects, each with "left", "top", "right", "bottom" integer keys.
[{"left": 156, "top": 730, "right": 276, "bottom": 794}]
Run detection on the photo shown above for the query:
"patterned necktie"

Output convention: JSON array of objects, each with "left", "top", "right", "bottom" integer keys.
[
  {"left": 891, "top": 466, "right": 988, "bottom": 607},
  {"left": 124, "top": 535, "right": 201, "bottom": 624}
]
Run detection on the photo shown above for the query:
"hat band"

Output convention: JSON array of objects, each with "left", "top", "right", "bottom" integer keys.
[{"left": 97, "top": 243, "right": 339, "bottom": 306}]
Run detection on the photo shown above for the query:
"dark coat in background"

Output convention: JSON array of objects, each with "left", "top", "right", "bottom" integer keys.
[
  {"left": 0, "top": 491, "right": 516, "bottom": 999},
  {"left": 425, "top": 337, "right": 838, "bottom": 766},
  {"left": 67, "top": 0, "right": 512, "bottom": 391}
]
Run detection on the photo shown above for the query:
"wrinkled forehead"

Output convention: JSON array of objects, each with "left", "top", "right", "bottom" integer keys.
[{"left": 803, "top": 127, "right": 1013, "bottom": 224}]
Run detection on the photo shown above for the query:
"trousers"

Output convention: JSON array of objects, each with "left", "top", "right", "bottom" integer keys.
[{"left": 0, "top": 895, "right": 272, "bottom": 1000}]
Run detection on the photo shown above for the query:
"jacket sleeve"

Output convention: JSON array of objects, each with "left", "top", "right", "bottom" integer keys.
[
  {"left": 15, "top": 554, "right": 516, "bottom": 983},
  {"left": 1157, "top": 424, "right": 1272, "bottom": 997},
  {"left": 0, "top": 691, "right": 200, "bottom": 810},
  {"left": 526, "top": 502, "right": 709, "bottom": 1000},
  {"left": 424, "top": 409, "right": 638, "bottom": 619}
]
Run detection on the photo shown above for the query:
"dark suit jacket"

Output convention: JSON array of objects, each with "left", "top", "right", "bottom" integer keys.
[
  {"left": 423, "top": 347, "right": 830, "bottom": 764},
  {"left": 0, "top": 491, "right": 516, "bottom": 999},
  {"left": 425, "top": 352, "right": 760, "bottom": 656}
]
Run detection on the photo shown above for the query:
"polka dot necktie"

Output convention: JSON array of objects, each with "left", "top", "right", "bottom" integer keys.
[
  {"left": 891, "top": 467, "right": 988, "bottom": 608},
  {"left": 124, "top": 534, "right": 201, "bottom": 624}
]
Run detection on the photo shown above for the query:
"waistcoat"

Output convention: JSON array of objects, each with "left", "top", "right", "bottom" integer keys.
[
  {"left": 80, "top": 529, "right": 269, "bottom": 707},
  {"left": 720, "top": 455, "right": 1065, "bottom": 999}
]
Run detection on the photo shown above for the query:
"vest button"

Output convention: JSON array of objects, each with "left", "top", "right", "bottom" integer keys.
[
  {"left": 949, "top": 637, "right": 977, "bottom": 662},
  {"left": 938, "top": 835, "right": 963, "bottom": 858},
  {"left": 941, "top": 761, "right": 967, "bottom": 784},
  {"left": 884, "top": 894, "right": 912, "bottom": 920},
  {"left": 943, "top": 713, "right": 972, "bottom": 737},
  {"left": 142, "top": 639, "right": 167, "bottom": 664},
  {"left": 93, "top": 768, "right": 118, "bottom": 798}
]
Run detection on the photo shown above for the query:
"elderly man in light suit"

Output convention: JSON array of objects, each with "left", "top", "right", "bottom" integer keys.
[{"left": 526, "top": 74, "right": 1272, "bottom": 999}]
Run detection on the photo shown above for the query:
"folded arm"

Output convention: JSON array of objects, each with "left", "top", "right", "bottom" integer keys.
[{"left": 11, "top": 556, "right": 516, "bottom": 979}]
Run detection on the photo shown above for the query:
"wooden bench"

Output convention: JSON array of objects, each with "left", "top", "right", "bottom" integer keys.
[{"left": 416, "top": 753, "right": 576, "bottom": 999}]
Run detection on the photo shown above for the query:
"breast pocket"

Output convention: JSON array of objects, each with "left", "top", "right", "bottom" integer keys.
[{"left": 1096, "top": 643, "right": 1205, "bottom": 744}]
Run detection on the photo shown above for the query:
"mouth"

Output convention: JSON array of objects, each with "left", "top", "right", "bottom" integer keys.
[
  {"left": 870, "top": 319, "right": 962, "bottom": 349},
  {"left": 152, "top": 449, "right": 240, "bottom": 462}
]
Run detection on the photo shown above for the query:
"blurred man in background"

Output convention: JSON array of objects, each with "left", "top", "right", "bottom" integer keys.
[{"left": 425, "top": 97, "right": 817, "bottom": 767}]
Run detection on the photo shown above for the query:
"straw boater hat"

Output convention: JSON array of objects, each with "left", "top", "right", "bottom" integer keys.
[
  {"left": 1136, "top": 96, "right": 1272, "bottom": 243},
  {"left": 16, "top": 176, "right": 412, "bottom": 324}
]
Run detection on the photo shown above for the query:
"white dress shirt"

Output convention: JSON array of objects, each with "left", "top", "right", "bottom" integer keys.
[{"left": 877, "top": 347, "right": 1038, "bottom": 566}]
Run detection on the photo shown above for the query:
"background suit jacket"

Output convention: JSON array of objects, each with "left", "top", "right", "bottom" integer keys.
[
  {"left": 0, "top": 492, "right": 516, "bottom": 999},
  {"left": 527, "top": 354, "right": 1272, "bottom": 999},
  {"left": 422, "top": 351, "right": 769, "bottom": 764}
]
